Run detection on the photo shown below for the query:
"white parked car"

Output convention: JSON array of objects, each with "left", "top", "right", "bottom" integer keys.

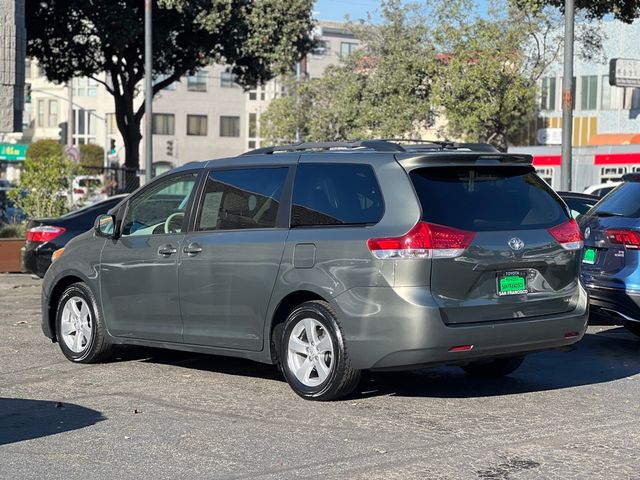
[
  {"left": 583, "top": 182, "right": 621, "bottom": 198},
  {"left": 72, "top": 175, "right": 107, "bottom": 205}
]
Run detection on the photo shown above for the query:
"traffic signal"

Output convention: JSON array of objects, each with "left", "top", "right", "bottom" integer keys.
[
  {"left": 166, "top": 140, "right": 174, "bottom": 157},
  {"left": 109, "top": 138, "right": 116, "bottom": 154}
]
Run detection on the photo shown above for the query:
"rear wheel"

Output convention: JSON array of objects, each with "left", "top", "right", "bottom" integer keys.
[
  {"left": 56, "top": 282, "right": 113, "bottom": 363},
  {"left": 279, "top": 301, "right": 360, "bottom": 401},
  {"left": 461, "top": 356, "right": 525, "bottom": 377},
  {"left": 623, "top": 321, "right": 640, "bottom": 337}
]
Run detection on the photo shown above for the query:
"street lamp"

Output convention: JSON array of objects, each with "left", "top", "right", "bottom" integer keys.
[{"left": 144, "top": 0, "right": 153, "bottom": 184}]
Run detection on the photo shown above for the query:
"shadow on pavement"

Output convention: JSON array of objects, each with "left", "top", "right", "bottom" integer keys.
[
  {"left": 0, "top": 398, "right": 105, "bottom": 446},
  {"left": 109, "top": 329, "right": 640, "bottom": 400},
  {"left": 358, "top": 329, "right": 640, "bottom": 399}
]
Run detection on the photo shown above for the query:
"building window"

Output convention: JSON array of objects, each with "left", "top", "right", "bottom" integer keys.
[
  {"left": 249, "top": 91, "right": 257, "bottom": 101},
  {"left": 48, "top": 100, "right": 58, "bottom": 127},
  {"left": 37, "top": 99, "right": 45, "bottom": 127},
  {"left": 153, "top": 113, "right": 175, "bottom": 135},
  {"left": 580, "top": 75, "right": 597, "bottom": 111},
  {"left": 340, "top": 42, "right": 358, "bottom": 57},
  {"left": 248, "top": 113, "right": 258, "bottom": 138},
  {"left": 187, "top": 70, "right": 207, "bottom": 92},
  {"left": 248, "top": 140, "right": 256, "bottom": 149},
  {"left": 154, "top": 73, "right": 176, "bottom": 91},
  {"left": 187, "top": 115, "right": 208, "bottom": 136},
  {"left": 540, "top": 77, "right": 556, "bottom": 111},
  {"left": 220, "top": 71, "right": 239, "bottom": 88},
  {"left": 260, "top": 86, "right": 266, "bottom": 101},
  {"left": 220, "top": 116, "right": 240, "bottom": 137},
  {"left": 312, "top": 40, "right": 330, "bottom": 56},
  {"left": 73, "top": 109, "right": 97, "bottom": 145},
  {"left": 73, "top": 77, "right": 98, "bottom": 97}
]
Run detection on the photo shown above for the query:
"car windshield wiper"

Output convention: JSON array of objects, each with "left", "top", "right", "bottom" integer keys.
[{"left": 594, "top": 210, "right": 624, "bottom": 217}]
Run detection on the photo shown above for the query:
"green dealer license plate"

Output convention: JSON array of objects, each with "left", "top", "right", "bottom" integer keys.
[
  {"left": 583, "top": 247, "right": 596, "bottom": 264},
  {"left": 497, "top": 271, "right": 528, "bottom": 296}
]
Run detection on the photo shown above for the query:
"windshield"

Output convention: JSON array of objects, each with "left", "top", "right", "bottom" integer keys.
[{"left": 592, "top": 182, "right": 640, "bottom": 218}]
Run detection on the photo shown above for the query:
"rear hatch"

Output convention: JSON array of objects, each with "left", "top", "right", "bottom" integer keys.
[
  {"left": 409, "top": 164, "right": 581, "bottom": 325},
  {"left": 580, "top": 176, "right": 640, "bottom": 290}
]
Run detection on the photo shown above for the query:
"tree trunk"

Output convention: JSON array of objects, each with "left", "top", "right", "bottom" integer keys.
[{"left": 113, "top": 89, "right": 142, "bottom": 191}]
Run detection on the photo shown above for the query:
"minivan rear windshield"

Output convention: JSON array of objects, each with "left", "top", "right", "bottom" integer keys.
[
  {"left": 410, "top": 166, "right": 568, "bottom": 231},
  {"left": 591, "top": 182, "right": 640, "bottom": 218}
]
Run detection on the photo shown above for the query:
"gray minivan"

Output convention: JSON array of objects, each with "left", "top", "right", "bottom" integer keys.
[{"left": 41, "top": 141, "right": 588, "bottom": 401}]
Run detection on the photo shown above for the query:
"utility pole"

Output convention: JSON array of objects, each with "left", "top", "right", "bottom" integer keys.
[
  {"left": 561, "top": 0, "right": 575, "bottom": 191},
  {"left": 144, "top": 0, "right": 153, "bottom": 183},
  {"left": 295, "top": 60, "right": 302, "bottom": 143}
]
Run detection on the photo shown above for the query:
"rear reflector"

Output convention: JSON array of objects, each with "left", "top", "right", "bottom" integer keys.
[
  {"left": 448, "top": 345, "right": 474, "bottom": 352},
  {"left": 564, "top": 331, "right": 579, "bottom": 338},
  {"left": 367, "top": 221, "right": 475, "bottom": 259},
  {"left": 27, "top": 225, "right": 66, "bottom": 243},
  {"left": 73, "top": 188, "right": 85, "bottom": 194},
  {"left": 606, "top": 229, "right": 640, "bottom": 250},
  {"left": 548, "top": 219, "right": 583, "bottom": 250}
]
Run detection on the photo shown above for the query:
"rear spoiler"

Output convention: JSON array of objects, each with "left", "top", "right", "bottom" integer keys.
[{"left": 395, "top": 152, "right": 533, "bottom": 171}]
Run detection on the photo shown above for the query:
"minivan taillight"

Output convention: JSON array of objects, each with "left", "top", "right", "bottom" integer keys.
[
  {"left": 548, "top": 219, "right": 582, "bottom": 250},
  {"left": 606, "top": 229, "right": 640, "bottom": 250},
  {"left": 367, "top": 221, "right": 475, "bottom": 259},
  {"left": 27, "top": 225, "right": 66, "bottom": 243}
]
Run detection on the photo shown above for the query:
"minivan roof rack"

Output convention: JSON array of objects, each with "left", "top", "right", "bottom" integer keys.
[
  {"left": 242, "top": 139, "right": 500, "bottom": 156},
  {"left": 242, "top": 140, "right": 406, "bottom": 155}
]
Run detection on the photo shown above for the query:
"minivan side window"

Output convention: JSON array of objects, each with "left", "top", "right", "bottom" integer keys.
[
  {"left": 121, "top": 173, "right": 197, "bottom": 236},
  {"left": 291, "top": 163, "right": 384, "bottom": 227},
  {"left": 196, "top": 167, "right": 288, "bottom": 231}
]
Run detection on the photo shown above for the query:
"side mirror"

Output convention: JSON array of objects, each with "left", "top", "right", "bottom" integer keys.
[{"left": 95, "top": 214, "right": 117, "bottom": 239}]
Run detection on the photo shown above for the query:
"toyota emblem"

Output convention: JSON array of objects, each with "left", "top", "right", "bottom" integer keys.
[{"left": 508, "top": 237, "right": 525, "bottom": 251}]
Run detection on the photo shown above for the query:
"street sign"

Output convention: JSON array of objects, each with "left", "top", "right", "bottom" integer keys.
[
  {"left": 536, "top": 128, "right": 562, "bottom": 145},
  {"left": 64, "top": 145, "right": 80, "bottom": 164},
  {"left": 609, "top": 58, "right": 640, "bottom": 88},
  {"left": 0, "top": 143, "right": 27, "bottom": 162}
]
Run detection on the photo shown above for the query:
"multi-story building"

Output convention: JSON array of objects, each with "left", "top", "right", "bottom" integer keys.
[{"left": 18, "top": 20, "right": 357, "bottom": 180}]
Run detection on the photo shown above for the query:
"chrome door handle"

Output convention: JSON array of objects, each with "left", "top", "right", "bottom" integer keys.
[
  {"left": 183, "top": 242, "right": 203, "bottom": 256},
  {"left": 158, "top": 245, "right": 177, "bottom": 256}
]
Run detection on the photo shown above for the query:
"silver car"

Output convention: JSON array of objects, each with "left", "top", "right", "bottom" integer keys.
[{"left": 41, "top": 140, "right": 588, "bottom": 401}]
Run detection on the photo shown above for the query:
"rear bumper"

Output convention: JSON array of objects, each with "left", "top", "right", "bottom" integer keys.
[
  {"left": 21, "top": 242, "right": 53, "bottom": 278},
  {"left": 584, "top": 283, "right": 640, "bottom": 323},
  {"left": 333, "top": 285, "right": 589, "bottom": 370}
]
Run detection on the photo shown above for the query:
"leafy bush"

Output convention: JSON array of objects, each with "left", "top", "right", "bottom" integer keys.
[
  {"left": 26, "top": 139, "right": 63, "bottom": 161},
  {"left": 78, "top": 144, "right": 104, "bottom": 173},
  {"left": 9, "top": 154, "right": 72, "bottom": 219},
  {"left": 0, "top": 223, "right": 26, "bottom": 238}
]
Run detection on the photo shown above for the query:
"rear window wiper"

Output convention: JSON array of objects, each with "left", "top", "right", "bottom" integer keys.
[{"left": 593, "top": 210, "right": 624, "bottom": 217}]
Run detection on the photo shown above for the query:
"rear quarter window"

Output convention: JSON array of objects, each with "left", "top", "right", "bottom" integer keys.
[
  {"left": 592, "top": 182, "right": 640, "bottom": 218},
  {"left": 410, "top": 166, "right": 568, "bottom": 231},
  {"left": 291, "top": 163, "right": 384, "bottom": 226}
]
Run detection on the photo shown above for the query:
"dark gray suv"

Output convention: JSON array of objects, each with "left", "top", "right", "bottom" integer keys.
[{"left": 41, "top": 140, "right": 588, "bottom": 400}]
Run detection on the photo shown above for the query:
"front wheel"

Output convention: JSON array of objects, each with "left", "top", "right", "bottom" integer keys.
[
  {"left": 461, "top": 356, "right": 525, "bottom": 377},
  {"left": 623, "top": 321, "right": 640, "bottom": 337},
  {"left": 279, "top": 301, "right": 360, "bottom": 401},
  {"left": 56, "top": 282, "right": 113, "bottom": 363}
]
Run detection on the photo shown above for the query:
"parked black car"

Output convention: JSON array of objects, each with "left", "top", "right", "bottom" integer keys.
[
  {"left": 557, "top": 191, "right": 599, "bottom": 220},
  {"left": 22, "top": 195, "right": 127, "bottom": 277}
]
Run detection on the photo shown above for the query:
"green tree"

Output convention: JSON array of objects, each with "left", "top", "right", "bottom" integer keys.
[
  {"left": 262, "top": 0, "right": 436, "bottom": 143},
  {"left": 9, "top": 155, "right": 72, "bottom": 219},
  {"left": 27, "top": 0, "right": 315, "bottom": 189},
  {"left": 520, "top": 0, "right": 639, "bottom": 23}
]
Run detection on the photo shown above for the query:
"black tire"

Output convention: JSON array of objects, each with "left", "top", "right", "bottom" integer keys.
[
  {"left": 624, "top": 321, "right": 640, "bottom": 337},
  {"left": 279, "top": 300, "right": 360, "bottom": 401},
  {"left": 55, "top": 282, "right": 113, "bottom": 363},
  {"left": 461, "top": 356, "right": 525, "bottom": 377}
]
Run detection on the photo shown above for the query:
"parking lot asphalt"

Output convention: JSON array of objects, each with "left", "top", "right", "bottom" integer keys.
[{"left": 1, "top": 273, "right": 639, "bottom": 480}]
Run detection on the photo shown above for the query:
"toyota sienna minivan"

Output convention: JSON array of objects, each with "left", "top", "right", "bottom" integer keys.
[{"left": 41, "top": 140, "right": 588, "bottom": 401}]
